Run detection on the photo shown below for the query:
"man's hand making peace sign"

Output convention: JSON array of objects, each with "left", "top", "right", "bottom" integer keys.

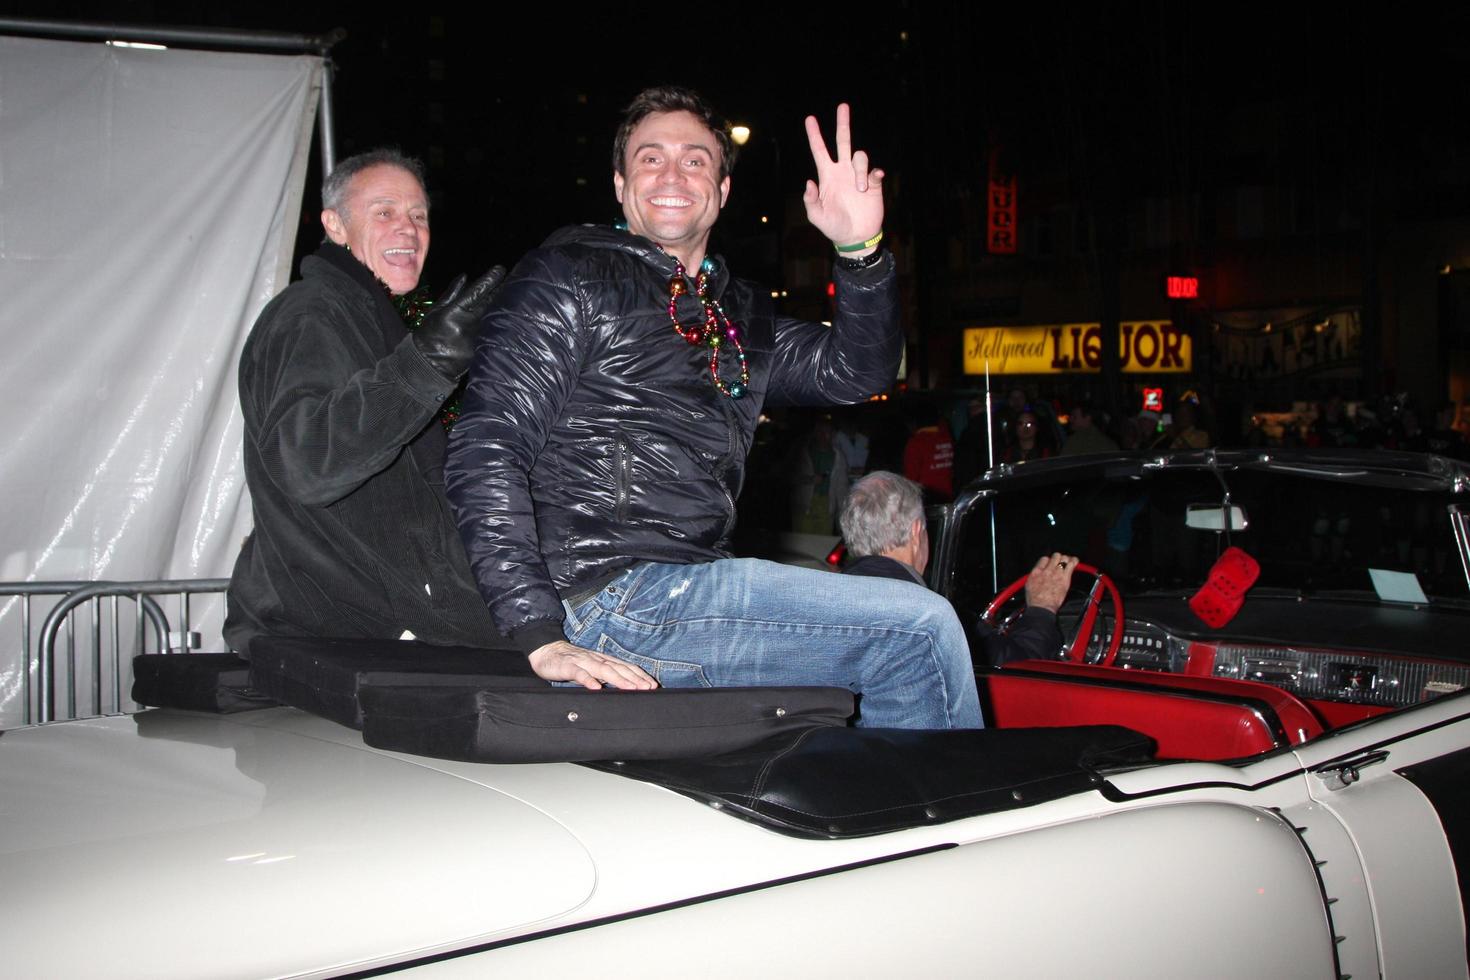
[{"left": 802, "top": 103, "right": 885, "bottom": 258}]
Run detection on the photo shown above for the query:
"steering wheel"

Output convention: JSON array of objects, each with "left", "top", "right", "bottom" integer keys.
[{"left": 982, "top": 561, "right": 1125, "bottom": 666}]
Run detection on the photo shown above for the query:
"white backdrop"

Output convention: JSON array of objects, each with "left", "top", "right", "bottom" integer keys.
[{"left": 0, "top": 35, "right": 321, "bottom": 724}]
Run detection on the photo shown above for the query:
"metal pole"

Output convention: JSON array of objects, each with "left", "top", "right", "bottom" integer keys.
[
  {"left": 111, "top": 595, "right": 122, "bottom": 713},
  {"left": 21, "top": 596, "right": 31, "bottom": 726},
  {"left": 986, "top": 361, "right": 998, "bottom": 596},
  {"left": 319, "top": 58, "right": 338, "bottom": 175},
  {"left": 135, "top": 595, "right": 147, "bottom": 667},
  {"left": 91, "top": 596, "right": 102, "bottom": 717},
  {"left": 39, "top": 597, "right": 49, "bottom": 724},
  {"left": 985, "top": 361, "right": 995, "bottom": 470},
  {"left": 0, "top": 18, "right": 338, "bottom": 53},
  {"left": 65, "top": 615, "right": 76, "bottom": 721}
]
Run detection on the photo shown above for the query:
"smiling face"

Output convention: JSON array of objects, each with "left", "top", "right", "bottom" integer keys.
[
  {"left": 613, "top": 110, "right": 729, "bottom": 269},
  {"left": 321, "top": 163, "right": 429, "bottom": 295}
]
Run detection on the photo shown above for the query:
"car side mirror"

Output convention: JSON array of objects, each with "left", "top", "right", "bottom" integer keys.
[{"left": 1185, "top": 503, "right": 1249, "bottom": 532}]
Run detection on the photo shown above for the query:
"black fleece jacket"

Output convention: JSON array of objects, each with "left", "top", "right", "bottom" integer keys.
[{"left": 224, "top": 243, "right": 499, "bottom": 654}]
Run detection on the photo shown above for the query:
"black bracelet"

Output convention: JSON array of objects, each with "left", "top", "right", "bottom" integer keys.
[{"left": 835, "top": 248, "right": 885, "bottom": 272}]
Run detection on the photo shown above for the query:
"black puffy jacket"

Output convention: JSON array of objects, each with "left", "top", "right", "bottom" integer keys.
[{"left": 445, "top": 225, "right": 900, "bottom": 652}]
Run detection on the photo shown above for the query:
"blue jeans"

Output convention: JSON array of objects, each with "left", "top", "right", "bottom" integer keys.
[{"left": 561, "top": 559, "right": 982, "bottom": 730}]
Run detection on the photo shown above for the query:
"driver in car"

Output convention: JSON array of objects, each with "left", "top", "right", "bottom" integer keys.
[{"left": 839, "top": 471, "right": 1078, "bottom": 664}]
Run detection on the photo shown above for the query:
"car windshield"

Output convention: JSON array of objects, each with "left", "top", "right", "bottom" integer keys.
[{"left": 949, "top": 460, "right": 1470, "bottom": 617}]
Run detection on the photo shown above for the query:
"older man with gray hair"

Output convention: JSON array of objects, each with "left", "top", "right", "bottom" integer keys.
[
  {"left": 840, "top": 471, "right": 1077, "bottom": 664},
  {"left": 225, "top": 148, "right": 505, "bottom": 655},
  {"left": 839, "top": 471, "right": 932, "bottom": 585}
]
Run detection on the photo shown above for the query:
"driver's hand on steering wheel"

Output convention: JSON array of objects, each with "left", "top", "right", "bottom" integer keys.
[{"left": 1023, "top": 553, "right": 1079, "bottom": 614}]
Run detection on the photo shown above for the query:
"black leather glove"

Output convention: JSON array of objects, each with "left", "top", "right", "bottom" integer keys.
[{"left": 412, "top": 265, "right": 506, "bottom": 380}]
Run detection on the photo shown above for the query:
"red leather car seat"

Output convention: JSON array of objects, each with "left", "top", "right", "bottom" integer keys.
[{"left": 984, "top": 660, "right": 1325, "bottom": 760}]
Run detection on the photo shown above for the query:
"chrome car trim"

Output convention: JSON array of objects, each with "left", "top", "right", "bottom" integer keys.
[
  {"left": 1449, "top": 504, "right": 1470, "bottom": 593},
  {"left": 1097, "top": 766, "right": 1303, "bottom": 803},
  {"left": 937, "top": 487, "right": 992, "bottom": 598},
  {"left": 1300, "top": 701, "right": 1470, "bottom": 770},
  {"left": 1282, "top": 807, "right": 1350, "bottom": 980},
  {"left": 1314, "top": 749, "right": 1391, "bottom": 791}
]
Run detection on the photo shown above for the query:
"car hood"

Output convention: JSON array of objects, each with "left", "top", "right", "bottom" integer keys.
[{"left": 0, "top": 709, "right": 597, "bottom": 979}]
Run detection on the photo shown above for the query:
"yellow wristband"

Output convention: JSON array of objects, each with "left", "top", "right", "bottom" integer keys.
[{"left": 835, "top": 230, "right": 883, "bottom": 253}]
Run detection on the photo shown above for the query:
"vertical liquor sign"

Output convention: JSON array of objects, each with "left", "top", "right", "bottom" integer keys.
[{"left": 987, "top": 147, "right": 1017, "bottom": 255}]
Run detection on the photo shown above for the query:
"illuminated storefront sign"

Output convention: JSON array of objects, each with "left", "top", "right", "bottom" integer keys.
[
  {"left": 963, "top": 322, "right": 1192, "bottom": 375},
  {"left": 986, "top": 148, "right": 1017, "bottom": 255},
  {"left": 1165, "top": 275, "right": 1199, "bottom": 299},
  {"left": 1210, "top": 309, "right": 1359, "bottom": 380}
]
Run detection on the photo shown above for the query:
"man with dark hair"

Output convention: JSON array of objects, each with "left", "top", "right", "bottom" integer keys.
[
  {"left": 225, "top": 149, "right": 505, "bottom": 653},
  {"left": 1060, "top": 402, "right": 1119, "bottom": 457},
  {"left": 612, "top": 85, "right": 738, "bottom": 182},
  {"left": 839, "top": 471, "right": 1076, "bottom": 665},
  {"left": 447, "top": 87, "right": 980, "bottom": 729}
]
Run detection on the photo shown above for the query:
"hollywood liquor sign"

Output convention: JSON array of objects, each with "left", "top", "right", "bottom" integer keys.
[{"left": 963, "top": 322, "right": 1192, "bottom": 375}]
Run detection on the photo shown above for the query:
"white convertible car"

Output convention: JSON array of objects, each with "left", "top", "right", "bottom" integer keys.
[{"left": 3, "top": 449, "right": 1468, "bottom": 979}]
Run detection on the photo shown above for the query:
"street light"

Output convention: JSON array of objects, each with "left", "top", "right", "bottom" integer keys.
[{"left": 726, "top": 121, "right": 783, "bottom": 293}]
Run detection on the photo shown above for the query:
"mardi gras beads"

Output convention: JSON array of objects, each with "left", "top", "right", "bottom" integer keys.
[{"left": 668, "top": 258, "right": 749, "bottom": 399}]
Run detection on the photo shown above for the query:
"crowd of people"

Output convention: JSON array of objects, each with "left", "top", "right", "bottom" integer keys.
[
  {"left": 738, "top": 387, "right": 1195, "bottom": 535},
  {"left": 1245, "top": 393, "right": 1468, "bottom": 457},
  {"left": 740, "top": 384, "right": 1470, "bottom": 537}
]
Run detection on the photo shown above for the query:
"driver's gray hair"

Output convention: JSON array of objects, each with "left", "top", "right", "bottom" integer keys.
[
  {"left": 841, "top": 471, "right": 925, "bottom": 558},
  {"left": 321, "top": 148, "right": 427, "bottom": 217}
]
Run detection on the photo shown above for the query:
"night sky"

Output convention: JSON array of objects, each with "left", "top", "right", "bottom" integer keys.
[
  {"left": 12, "top": 5, "right": 1469, "bottom": 275},
  {"left": 10, "top": 4, "right": 1470, "bottom": 391}
]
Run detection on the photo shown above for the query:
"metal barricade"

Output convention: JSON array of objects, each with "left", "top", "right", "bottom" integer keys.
[{"left": 2, "top": 579, "right": 229, "bottom": 726}]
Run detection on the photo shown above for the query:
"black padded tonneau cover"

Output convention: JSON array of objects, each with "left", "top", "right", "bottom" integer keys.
[
  {"left": 585, "top": 724, "right": 1156, "bottom": 838},
  {"left": 247, "top": 636, "right": 544, "bottom": 729},
  {"left": 246, "top": 636, "right": 856, "bottom": 763},
  {"left": 358, "top": 683, "right": 857, "bottom": 763},
  {"left": 132, "top": 652, "right": 278, "bottom": 713}
]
